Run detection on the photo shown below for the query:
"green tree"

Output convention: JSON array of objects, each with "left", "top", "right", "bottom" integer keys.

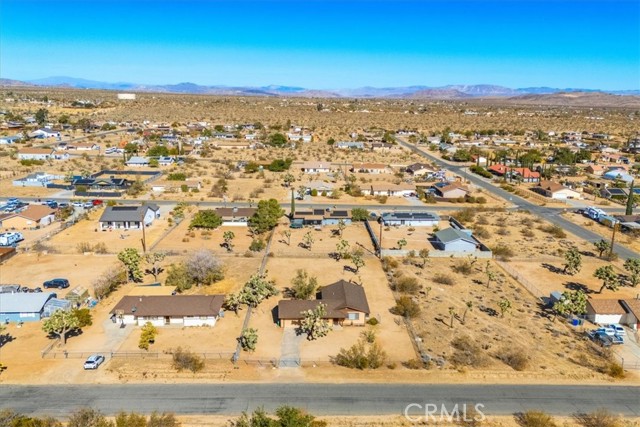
[
  {"left": 238, "top": 273, "right": 279, "bottom": 308},
  {"left": 391, "top": 296, "right": 420, "bottom": 318},
  {"left": 351, "top": 249, "right": 365, "bottom": 273},
  {"left": 623, "top": 258, "right": 640, "bottom": 287},
  {"left": 299, "top": 303, "right": 331, "bottom": 340},
  {"left": 248, "top": 199, "right": 284, "bottom": 234},
  {"left": 147, "top": 145, "right": 169, "bottom": 157},
  {"left": 397, "top": 238, "right": 407, "bottom": 250},
  {"left": 350, "top": 208, "right": 369, "bottom": 221},
  {"left": 138, "top": 322, "right": 158, "bottom": 350},
  {"left": 165, "top": 263, "right": 193, "bottom": 292},
  {"left": 267, "top": 132, "right": 288, "bottom": 147},
  {"left": 114, "top": 412, "right": 146, "bottom": 427},
  {"left": 143, "top": 252, "right": 166, "bottom": 281},
  {"left": 336, "top": 239, "right": 350, "bottom": 261},
  {"left": 418, "top": 248, "right": 430, "bottom": 269},
  {"left": 552, "top": 290, "right": 587, "bottom": 320},
  {"left": 223, "top": 230, "right": 235, "bottom": 252},
  {"left": 626, "top": 180, "right": 635, "bottom": 215},
  {"left": 282, "top": 172, "right": 295, "bottom": 187},
  {"left": 288, "top": 269, "right": 318, "bottom": 300},
  {"left": 42, "top": 309, "right": 80, "bottom": 344},
  {"left": 184, "top": 249, "right": 224, "bottom": 286},
  {"left": 35, "top": 108, "right": 49, "bottom": 126},
  {"left": 563, "top": 247, "right": 582, "bottom": 275},
  {"left": 189, "top": 210, "right": 223, "bottom": 229},
  {"left": 72, "top": 308, "right": 93, "bottom": 328},
  {"left": 148, "top": 158, "right": 159, "bottom": 168},
  {"left": 485, "top": 261, "right": 497, "bottom": 287},
  {"left": 239, "top": 328, "right": 258, "bottom": 352},
  {"left": 223, "top": 293, "right": 242, "bottom": 315},
  {"left": 336, "top": 219, "right": 346, "bottom": 236},
  {"left": 594, "top": 239, "right": 611, "bottom": 258},
  {"left": 594, "top": 265, "right": 619, "bottom": 293},
  {"left": 498, "top": 298, "right": 512, "bottom": 317},
  {"left": 117, "top": 248, "right": 143, "bottom": 282}
]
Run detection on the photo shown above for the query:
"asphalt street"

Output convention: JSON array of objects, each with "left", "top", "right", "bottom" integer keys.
[
  {"left": 0, "top": 384, "right": 638, "bottom": 417},
  {"left": 396, "top": 138, "right": 639, "bottom": 260}
]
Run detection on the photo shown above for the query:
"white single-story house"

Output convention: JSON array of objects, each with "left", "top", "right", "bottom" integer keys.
[
  {"left": 12, "top": 172, "right": 62, "bottom": 187},
  {"left": 586, "top": 298, "right": 630, "bottom": 325},
  {"left": 335, "top": 141, "right": 365, "bottom": 150},
  {"left": 367, "top": 183, "right": 414, "bottom": 197},
  {"left": 352, "top": 162, "right": 389, "bottom": 174},
  {"left": 533, "top": 180, "right": 581, "bottom": 200},
  {"left": 0, "top": 135, "right": 21, "bottom": 145},
  {"left": 18, "top": 148, "right": 69, "bottom": 161},
  {"left": 29, "top": 128, "right": 60, "bottom": 139},
  {"left": 381, "top": 212, "right": 440, "bottom": 227},
  {"left": 125, "top": 156, "right": 150, "bottom": 167},
  {"left": 214, "top": 207, "right": 257, "bottom": 226},
  {"left": 157, "top": 156, "right": 174, "bottom": 166},
  {"left": 433, "top": 228, "right": 479, "bottom": 252},
  {"left": 0, "top": 292, "right": 56, "bottom": 323},
  {"left": 110, "top": 295, "right": 225, "bottom": 327},
  {"left": 66, "top": 142, "right": 100, "bottom": 151},
  {"left": 98, "top": 204, "right": 160, "bottom": 230},
  {"left": 304, "top": 180, "right": 335, "bottom": 196},
  {"left": 297, "top": 161, "right": 332, "bottom": 174}
]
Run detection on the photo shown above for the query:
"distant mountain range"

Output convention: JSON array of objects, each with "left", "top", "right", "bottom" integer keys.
[{"left": 1, "top": 76, "right": 638, "bottom": 99}]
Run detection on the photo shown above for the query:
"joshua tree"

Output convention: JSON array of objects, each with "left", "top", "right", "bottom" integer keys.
[
  {"left": 280, "top": 229, "right": 292, "bottom": 246},
  {"left": 397, "top": 238, "right": 407, "bottom": 250},
  {"left": 418, "top": 248, "right": 430, "bottom": 269},
  {"left": 351, "top": 249, "right": 365, "bottom": 273},
  {"left": 448, "top": 306, "right": 457, "bottom": 328},
  {"left": 485, "top": 261, "right": 497, "bottom": 287},
  {"left": 335, "top": 239, "right": 350, "bottom": 261},
  {"left": 594, "top": 239, "right": 611, "bottom": 258},
  {"left": 223, "top": 230, "right": 235, "bottom": 252},
  {"left": 239, "top": 328, "right": 258, "bottom": 352},
  {"left": 498, "top": 299, "right": 512, "bottom": 318},
  {"left": 624, "top": 258, "right": 640, "bottom": 287},
  {"left": 594, "top": 265, "right": 619, "bottom": 293},
  {"left": 462, "top": 301, "right": 473, "bottom": 324},
  {"left": 336, "top": 219, "right": 346, "bottom": 237},
  {"left": 302, "top": 231, "right": 314, "bottom": 250},
  {"left": 562, "top": 247, "right": 582, "bottom": 275},
  {"left": 299, "top": 304, "right": 331, "bottom": 340}
]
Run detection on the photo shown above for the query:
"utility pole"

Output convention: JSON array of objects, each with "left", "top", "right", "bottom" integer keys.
[{"left": 609, "top": 222, "right": 619, "bottom": 259}]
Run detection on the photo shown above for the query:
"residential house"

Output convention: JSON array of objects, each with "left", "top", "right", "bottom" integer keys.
[
  {"left": 603, "top": 169, "right": 634, "bottom": 183},
  {"left": 110, "top": 295, "right": 225, "bottom": 327},
  {"left": 18, "top": 148, "right": 68, "bottom": 161},
  {"left": 296, "top": 161, "right": 332, "bottom": 174},
  {"left": 621, "top": 300, "right": 640, "bottom": 330},
  {"left": 157, "top": 156, "right": 174, "bottom": 166},
  {"left": 304, "top": 181, "right": 335, "bottom": 196},
  {"left": 371, "top": 142, "right": 394, "bottom": 152},
  {"left": 585, "top": 165, "right": 606, "bottom": 176},
  {"left": 214, "top": 207, "right": 257, "bottom": 226},
  {"left": 292, "top": 208, "right": 351, "bottom": 226},
  {"left": 431, "top": 182, "right": 469, "bottom": 199},
  {"left": 586, "top": 299, "right": 627, "bottom": 325},
  {"left": 0, "top": 135, "right": 21, "bottom": 145},
  {"left": 367, "top": 183, "right": 414, "bottom": 197},
  {"left": 380, "top": 212, "right": 440, "bottom": 227},
  {"left": 351, "top": 162, "right": 389, "bottom": 174},
  {"left": 0, "top": 205, "right": 56, "bottom": 229},
  {"left": 0, "top": 247, "right": 17, "bottom": 263},
  {"left": 125, "top": 156, "right": 150, "bottom": 167},
  {"left": 72, "top": 176, "right": 130, "bottom": 190},
  {"left": 335, "top": 141, "right": 365, "bottom": 150},
  {"left": 12, "top": 172, "right": 62, "bottom": 187},
  {"left": 405, "top": 163, "right": 434, "bottom": 177},
  {"left": 66, "top": 142, "right": 100, "bottom": 151},
  {"left": 488, "top": 165, "right": 540, "bottom": 182},
  {"left": 0, "top": 292, "right": 56, "bottom": 322},
  {"left": 532, "top": 180, "right": 581, "bottom": 200},
  {"left": 600, "top": 187, "right": 629, "bottom": 201},
  {"left": 29, "top": 128, "right": 60, "bottom": 139},
  {"left": 277, "top": 280, "right": 370, "bottom": 328},
  {"left": 98, "top": 204, "right": 160, "bottom": 230},
  {"left": 433, "top": 228, "right": 479, "bottom": 252}
]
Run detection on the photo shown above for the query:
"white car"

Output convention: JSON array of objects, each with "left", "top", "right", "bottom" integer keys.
[
  {"left": 72, "top": 201, "right": 84, "bottom": 207},
  {"left": 83, "top": 354, "right": 105, "bottom": 370},
  {"left": 595, "top": 327, "right": 616, "bottom": 337},
  {"left": 606, "top": 324, "right": 626, "bottom": 336}
]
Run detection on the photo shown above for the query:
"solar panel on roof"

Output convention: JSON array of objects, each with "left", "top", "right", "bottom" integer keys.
[
  {"left": 113, "top": 206, "right": 139, "bottom": 211},
  {"left": 608, "top": 189, "right": 626, "bottom": 195}
]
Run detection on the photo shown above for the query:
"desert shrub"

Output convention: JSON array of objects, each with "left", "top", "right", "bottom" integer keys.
[
  {"left": 474, "top": 226, "right": 491, "bottom": 238},
  {"left": 491, "top": 244, "right": 514, "bottom": 260},
  {"left": 521, "top": 228, "right": 535, "bottom": 238},
  {"left": 403, "top": 358, "right": 430, "bottom": 370},
  {"left": 433, "top": 273, "right": 455, "bottom": 285},
  {"left": 172, "top": 347, "right": 204, "bottom": 373},
  {"left": 450, "top": 336, "right": 491, "bottom": 368},
  {"left": 515, "top": 410, "right": 558, "bottom": 427},
  {"left": 496, "top": 226, "right": 510, "bottom": 236},
  {"left": 249, "top": 238, "right": 266, "bottom": 252},
  {"left": 540, "top": 224, "right": 567, "bottom": 238},
  {"left": 77, "top": 242, "right": 93, "bottom": 253},
  {"left": 390, "top": 296, "right": 420, "bottom": 318},
  {"left": 476, "top": 196, "right": 487, "bottom": 204},
  {"left": 333, "top": 340, "right": 387, "bottom": 370},
  {"left": 573, "top": 409, "right": 623, "bottom": 427},
  {"left": 360, "top": 329, "right": 376, "bottom": 344},
  {"left": 366, "top": 317, "right": 379, "bottom": 326},
  {"left": 138, "top": 322, "right": 158, "bottom": 351},
  {"left": 93, "top": 242, "right": 108, "bottom": 254},
  {"left": 394, "top": 276, "right": 420, "bottom": 294},
  {"left": 20, "top": 159, "right": 45, "bottom": 166},
  {"left": 93, "top": 267, "right": 127, "bottom": 299},
  {"left": 381, "top": 256, "right": 399, "bottom": 272},
  {"left": 452, "top": 260, "right": 473, "bottom": 274},
  {"left": 606, "top": 362, "right": 625, "bottom": 378},
  {"left": 470, "top": 165, "right": 492, "bottom": 178},
  {"left": 496, "top": 347, "right": 529, "bottom": 371},
  {"left": 167, "top": 172, "right": 186, "bottom": 181},
  {"left": 453, "top": 208, "right": 475, "bottom": 224}
]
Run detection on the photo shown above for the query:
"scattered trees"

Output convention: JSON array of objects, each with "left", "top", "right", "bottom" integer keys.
[
  {"left": 280, "top": 229, "right": 292, "bottom": 246},
  {"left": 336, "top": 219, "right": 346, "bottom": 236},
  {"left": 350, "top": 249, "right": 365, "bottom": 272},
  {"left": 335, "top": 239, "right": 350, "bottom": 261},
  {"left": 563, "top": 247, "right": 582, "bottom": 275},
  {"left": 248, "top": 199, "right": 284, "bottom": 234},
  {"left": 302, "top": 231, "right": 314, "bottom": 250},
  {"left": 189, "top": 210, "right": 222, "bottom": 230},
  {"left": 237, "top": 273, "right": 279, "bottom": 308},
  {"left": 299, "top": 303, "right": 331, "bottom": 340},
  {"left": 223, "top": 293, "right": 242, "bottom": 315},
  {"left": 239, "top": 328, "right": 258, "bottom": 352},
  {"left": 594, "top": 239, "right": 611, "bottom": 258},
  {"left": 552, "top": 290, "right": 587, "bottom": 319},
  {"left": 144, "top": 252, "right": 166, "bottom": 281},
  {"left": 397, "top": 238, "right": 407, "bottom": 250},
  {"left": 623, "top": 258, "right": 640, "bottom": 287},
  {"left": 593, "top": 265, "right": 619, "bottom": 293},
  {"left": 117, "top": 248, "right": 143, "bottom": 282},
  {"left": 287, "top": 269, "right": 318, "bottom": 300},
  {"left": 418, "top": 248, "right": 430, "bottom": 269},
  {"left": 222, "top": 230, "right": 235, "bottom": 252},
  {"left": 42, "top": 309, "right": 80, "bottom": 344}
]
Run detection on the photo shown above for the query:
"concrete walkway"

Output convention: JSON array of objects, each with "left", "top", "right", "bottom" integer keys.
[{"left": 278, "top": 327, "right": 303, "bottom": 368}]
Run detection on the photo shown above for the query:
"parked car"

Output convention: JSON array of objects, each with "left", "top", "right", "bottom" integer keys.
[
  {"left": 72, "top": 201, "right": 84, "bottom": 207},
  {"left": 83, "top": 354, "right": 105, "bottom": 370},
  {"left": 91, "top": 199, "right": 103, "bottom": 206},
  {"left": 43, "top": 278, "right": 70, "bottom": 289},
  {"left": 58, "top": 203, "right": 70, "bottom": 209},
  {"left": 610, "top": 335, "right": 624, "bottom": 345},
  {"left": 83, "top": 202, "right": 94, "bottom": 209},
  {"left": 594, "top": 327, "right": 616, "bottom": 337},
  {"left": 606, "top": 324, "right": 626, "bottom": 336}
]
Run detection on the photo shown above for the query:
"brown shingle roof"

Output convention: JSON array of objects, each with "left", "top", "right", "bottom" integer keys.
[
  {"left": 18, "top": 148, "right": 54, "bottom": 155},
  {"left": 621, "top": 299, "right": 640, "bottom": 319},
  {"left": 110, "top": 295, "right": 224, "bottom": 317},
  {"left": 538, "top": 180, "right": 567, "bottom": 193},
  {"left": 277, "top": 300, "right": 347, "bottom": 320},
  {"left": 6, "top": 205, "right": 56, "bottom": 222},
  {"left": 215, "top": 207, "right": 257, "bottom": 219},
  {"left": 277, "top": 280, "right": 370, "bottom": 320},
  {"left": 587, "top": 298, "right": 626, "bottom": 315}
]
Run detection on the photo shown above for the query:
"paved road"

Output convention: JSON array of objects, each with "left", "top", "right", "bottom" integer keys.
[
  {"left": 1, "top": 384, "right": 638, "bottom": 417},
  {"left": 396, "top": 138, "right": 639, "bottom": 260}
]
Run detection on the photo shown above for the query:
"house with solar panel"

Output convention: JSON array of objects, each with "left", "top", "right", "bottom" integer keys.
[
  {"left": 291, "top": 208, "right": 351, "bottom": 227},
  {"left": 98, "top": 204, "right": 160, "bottom": 230},
  {"left": 380, "top": 211, "right": 440, "bottom": 227}
]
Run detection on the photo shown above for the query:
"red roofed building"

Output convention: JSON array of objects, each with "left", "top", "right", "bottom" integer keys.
[{"left": 487, "top": 165, "right": 540, "bottom": 182}]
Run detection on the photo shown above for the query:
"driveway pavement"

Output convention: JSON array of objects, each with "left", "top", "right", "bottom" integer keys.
[{"left": 279, "top": 327, "right": 303, "bottom": 367}]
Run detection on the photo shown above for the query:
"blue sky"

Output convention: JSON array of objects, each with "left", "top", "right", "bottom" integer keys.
[{"left": 1, "top": 0, "right": 638, "bottom": 90}]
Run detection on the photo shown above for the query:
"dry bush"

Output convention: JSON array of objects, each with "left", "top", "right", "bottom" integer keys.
[
  {"left": 539, "top": 224, "right": 567, "bottom": 238},
  {"left": 394, "top": 276, "right": 420, "bottom": 294},
  {"left": 453, "top": 208, "right": 476, "bottom": 224},
  {"left": 76, "top": 242, "right": 93, "bottom": 253},
  {"left": 573, "top": 409, "right": 623, "bottom": 427},
  {"left": 172, "top": 347, "right": 204, "bottom": 373},
  {"left": 403, "top": 358, "right": 430, "bottom": 370},
  {"left": 390, "top": 296, "right": 421, "bottom": 318},
  {"left": 474, "top": 226, "right": 491, "bottom": 238},
  {"left": 491, "top": 244, "right": 514, "bottom": 261},
  {"left": 433, "top": 273, "right": 455, "bottom": 286},
  {"left": 381, "top": 256, "right": 399, "bottom": 272},
  {"left": 515, "top": 410, "right": 558, "bottom": 427},
  {"left": 496, "top": 346, "right": 529, "bottom": 371},
  {"left": 521, "top": 228, "right": 535, "bottom": 238},
  {"left": 606, "top": 362, "right": 625, "bottom": 379},
  {"left": 452, "top": 260, "right": 473, "bottom": 275},
  {"left": 450, "top": 336, "right": 491, "bottom": 368}
]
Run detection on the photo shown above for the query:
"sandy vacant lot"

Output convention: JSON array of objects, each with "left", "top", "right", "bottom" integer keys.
[{"left": 563, "top": 211, "right": 640, "bottom": 253}]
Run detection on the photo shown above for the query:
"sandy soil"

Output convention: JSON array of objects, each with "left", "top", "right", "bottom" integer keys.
[{"left": 563, "top": 211, "right": 640, "bottom": 253}]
